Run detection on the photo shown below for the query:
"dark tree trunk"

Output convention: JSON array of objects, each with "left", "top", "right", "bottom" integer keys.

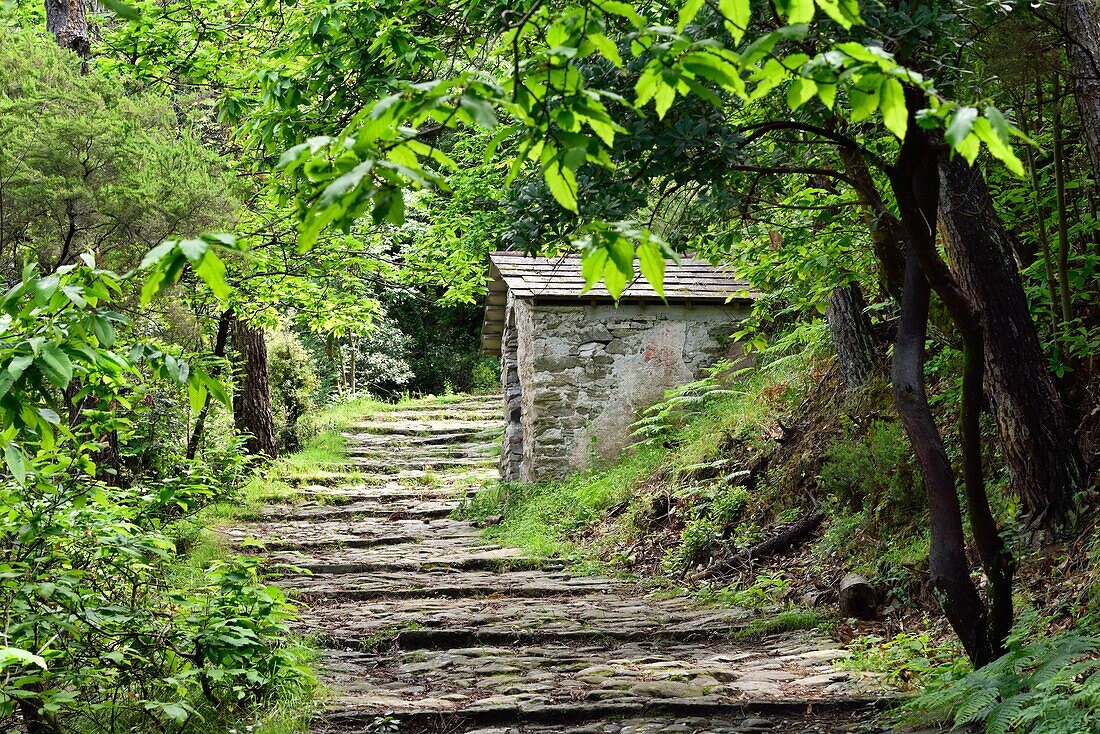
[
  {"left": 888, "top": 95, "right": 1011, "bottom": 667},
  {"left": 891, "top": 254, "right": 996, "bottom": 666},
  {"left": 837, "top": 145, "right": 907, "bottom": 302},
  {"left": 187, "top": 309, "right": 233, "bottom": 460},
  {"left": 938, "top": 157, "right": 1082, "bottom": 531},
  {"left": 44, "top": 0, "right": 90, "bottom": 58},
  {"left": 825, "top": 283, "right": 878, "bottom": 390},
  {"left": 232, "top": 318, "right": 278, "bottom": 459},
  {"left": 1062, "top": 0, "right": 1100, "bottom": 191}
]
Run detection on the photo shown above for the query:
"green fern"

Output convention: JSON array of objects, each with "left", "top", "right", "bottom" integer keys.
[{"left": 904, "top": 632, "right": 1100, "bottom": 734}]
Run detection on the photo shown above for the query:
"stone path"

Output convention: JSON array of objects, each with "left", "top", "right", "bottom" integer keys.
[{"left": 224, "top": 396, "right": 888, "bottom": 734}]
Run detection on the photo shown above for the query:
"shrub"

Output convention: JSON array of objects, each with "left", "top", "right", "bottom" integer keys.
[{"left": 267, "top": 329, "right": 320, "bottom": 453}]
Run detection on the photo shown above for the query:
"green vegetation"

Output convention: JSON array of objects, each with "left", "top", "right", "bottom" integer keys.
[{"left": 4, "top": 0, "right": 1100, "bottom": 730}]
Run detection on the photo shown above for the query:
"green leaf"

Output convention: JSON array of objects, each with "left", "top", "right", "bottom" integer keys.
[
  {"left": 945, "top": 106, "right": 978, "bottom": 149},
  {"left": 0, "top": 646, "right": 46, "bottom": 670},
  {"left": 814, "top": 0, "right": 861, "bottom": 28},
  {"left": 588, "top": 33, "right": 623, "bottom": 68},
  {"left": 598, "top": 0, "right": 646, "bottom": 27},
  {"left": 39, "top": 343, "right": 74, "bottom": 389},
  {"left": 139, "top": 240, "right": 177, "bottom": 270},
  {"left": 4, "top": 444, "right": 27, "bottom": 486},
  {"left": 775, "top": 0, "right": 814, "bottom": 25},
  {"left": 678, "top": 0, "right": 706, "bottom": 31},
  {"left": 542, "top": 156, "right": 579, "bottom": 213},
  {"left": 92, "top": 317, "right": 115, "bottom": 347},
  {"left": 787, "top": 77, "right": 817, "bottom": 110},
  {"left": 194, "top": 251, "right": 231, "bottom": 300},
  {"left": 972, "top": 116, "right": 1025, "bottom": 177},
  {"left": 459, "top": 94, "right": 498, "bottom": 130},
  {"left": 849, "top": 75, "right": 882, "bottom": 122},
  {"left": 654, "top": 81, "right": 676, "bottom": 119},
  {"left": 637, "top": 241, "right": 667, "bottom": 297},
  {"left": 719, "top": 0, "right": 751, "bottom": 43},
  {"left": 607, "top": 236, "right": 634, "bottom": 278},
  {"left": 879, "top": 77, "right": 907, "bottom": 140},
  {"left": 581, "top": 247, "right": 609, "bottom": 292},
  {"left": 177, "top": 238, "right": 208, "bottom": 263},
  {"left": 100, "top": 0, "right": 140, "bottom": 19}
]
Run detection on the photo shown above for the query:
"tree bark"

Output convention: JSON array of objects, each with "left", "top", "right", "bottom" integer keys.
[
  {"left": 825, "top": 283, "right": 878, "bottom": 390},
  {"left": 837, "top": 145, "right": 907, "bottom": 302},
  {"left": 938, "top": 157, "right": 1082, "bottom": 531},
  {"left": 1061, "top": 0, "right": 1100, "bottom": 191},
  {"left": 44, "top": 0, "right": 90, "bottom": 58},
  {"left": 187, "top": 309, "right": 233, "bottom": 460},
  {"left": 232, "top": 318, "right": 278, "bottom": 459}
]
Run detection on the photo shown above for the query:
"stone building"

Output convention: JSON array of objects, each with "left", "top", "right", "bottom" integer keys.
[{"left": 480, "top": 252, "right": 756, "bottom": 483}]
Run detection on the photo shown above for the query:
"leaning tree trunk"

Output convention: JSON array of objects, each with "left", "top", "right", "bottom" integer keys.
[
  {"left": 1062, "top": 0, "right": 1100, "bottom": 191},
  {"left": 837, "top": 144, "right": 907, "bottom": 303},
  {"left": 825, "top": 283, "right": 878, "bottom": 390},
  {"left": 938, "top": 157, "right": 1082, "bottom": 531},
  {"left": 232, "top": 318, "right": 278, "bottom": 459},
  {"left": 888, "top": 105, "right": 1011, "bottom": 666},
  {"left": 45, "top": 0, "right": 90, "bottom": 58}
]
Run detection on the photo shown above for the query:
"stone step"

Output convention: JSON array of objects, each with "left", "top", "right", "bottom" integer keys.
[
  {"left": 345, "top": 456, "right": 498, "bottom": 473},
  {"left": 345, "top": 431, "right": 498, "bottom": 447},
  {"left": 278, "top": 484, "right": 477, "bottom": 504},
  {"left": 315, "top": 707, "right": 885, "bottom": 734},
  {"left": 298, "top": 595, "right": 754, "bottom": 649},
  {"left": 347, "top": 420, "right": 501, "bottom": 436},
  {"left": 217, "top": 517, "right": 485, "bottom": 551},
  {"left": 314, "top": 637, "right": 866, "bottom": 725},
  {"left": 280, "top": 569, "right": 621, "bottom": 601},
  {"left": 286, "top": 467, "right": 498, "bottom": 485},
  {"left": 258, "top": 498, "right": 460, "bottom": 522},
  {"left": 270, "top": 541, "right": 545, "bottom": 574},
  {"left": 362, "top": 409, "right": 500, "bottom": 422},
  {"left": 344, "top": 442, "right": 499, "bottom": 459}
]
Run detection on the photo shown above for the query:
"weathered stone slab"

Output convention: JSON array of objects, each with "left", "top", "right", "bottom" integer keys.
[
  {"left": 269, "top": 540, "right": 540, "bottom": 574},
  {"left": 279, "top": 569, "right": 620, "bottom": 600},
  {"left": 217, "top": 517, "right": 485, "bottom": 550},
  {"left": 298, "top": 595, "right": 752, "bottom": 648},
  {"left": 316, "top": 637, "right": 862, "bottom": 716},
  {"left": 258, "top": 498, "right": 461, "bottom": 522}
]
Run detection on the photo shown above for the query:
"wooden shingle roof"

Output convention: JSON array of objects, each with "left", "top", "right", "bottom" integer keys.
[{"left": 480, "top": 251, "right": 756, "bottom": 356}]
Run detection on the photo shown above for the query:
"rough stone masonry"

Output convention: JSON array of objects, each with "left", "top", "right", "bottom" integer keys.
[{"left": 481, "top": 252, "right": 755, "bottom": 483}]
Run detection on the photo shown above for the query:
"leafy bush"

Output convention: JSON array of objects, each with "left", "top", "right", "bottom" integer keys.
[
  {"left": 818, "top": 420, "right": 924, "bottom": 531},
  {"left": 904, "top": 631, "right": 1100, "bottom": 734},
  {"left": 662, "top": 485, "right": 751, "bottom": 575},
  {"left": 267, "top": 329, "right": 320, "bottom": 452},
  {"left": 0, "top": 259, "right": 314, "bottom": 731}
]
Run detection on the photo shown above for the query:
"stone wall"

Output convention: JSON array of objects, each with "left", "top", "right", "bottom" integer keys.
[{"left": 503, "top": 299, "right": 747, "bottom": 482}]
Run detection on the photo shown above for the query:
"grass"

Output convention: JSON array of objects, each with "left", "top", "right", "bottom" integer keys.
[{"left": 459, "top": 444, "right": 664, "bottom": 563}]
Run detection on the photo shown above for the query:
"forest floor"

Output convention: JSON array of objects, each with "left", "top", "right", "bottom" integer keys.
[{"left": 216, "top": 395, "right": 934, "bottom": 734}]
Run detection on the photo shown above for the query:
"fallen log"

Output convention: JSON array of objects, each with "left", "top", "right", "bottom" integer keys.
[{"left": 692, "top": 510, "right": 825, "bottom": 582}]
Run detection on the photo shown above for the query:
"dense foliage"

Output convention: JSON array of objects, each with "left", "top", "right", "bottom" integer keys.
[{"left": 3, "top": 0, "right": 1100, "bottom": 731}]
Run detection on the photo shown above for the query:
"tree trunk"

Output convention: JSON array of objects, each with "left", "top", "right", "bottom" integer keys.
[
  {"left": 938, "top": 157, "right": 1082, "bottom": 531},
  {"left": 825, "top": 283, "right": 878, "bottom": 390},
  {"left": 837, "top": 145, "right": 907, "bottom": 303},
  {"left": 888, "top": 116, "right": 1001, "bottom": 666},
  {"left": 232, "top": 318, "right": 278, "bottom": 459},
  {"left": 44, "top": 0, "right": 90, "bottom": 58},
  {"left": 187, "top": 309, "right": 233, "bottom": 460},
  {"left": 1062, "top": 0, "right": 1100, "bottom": 191}
]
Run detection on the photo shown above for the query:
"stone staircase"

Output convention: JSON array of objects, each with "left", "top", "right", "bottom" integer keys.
[{"left": 222, "top": 395, "right": 887, "bottom": 734}]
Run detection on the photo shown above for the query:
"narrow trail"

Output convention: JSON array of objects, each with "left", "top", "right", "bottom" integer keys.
[{"left": 224, "top": 396, "right": 889, "bottom": 734}]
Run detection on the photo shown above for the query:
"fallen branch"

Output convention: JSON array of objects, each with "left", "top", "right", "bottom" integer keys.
[{"left": 692, "top": 510, "right": 825, "bottom": 582}]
